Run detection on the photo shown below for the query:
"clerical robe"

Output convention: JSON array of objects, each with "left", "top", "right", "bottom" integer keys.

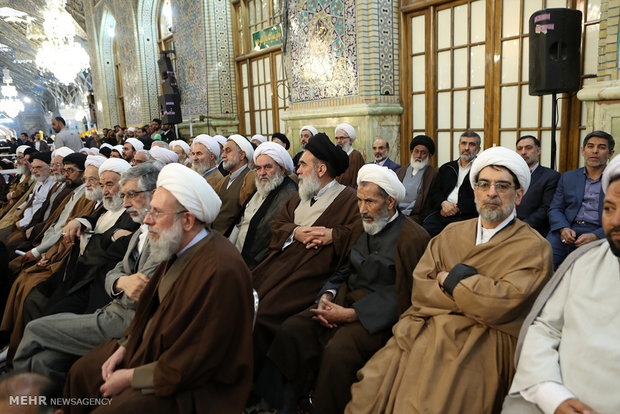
[
  {"left": 336, "top": 149, "right": 365, "bottom": 188},
  {"left": 252, "top": 183, "right": 362, "bottom": 364},
  {"left": 502, "top": 239, "right": 620, "bottom": 414},
  {"left": 64, "top": 232, "right": 254, "bottom": 414},
  {"left": 345, "top": 218, "right": 553, "bottom": 414},
  {"left": 212, "top": 166, "right": 256, "bottom": 235}
]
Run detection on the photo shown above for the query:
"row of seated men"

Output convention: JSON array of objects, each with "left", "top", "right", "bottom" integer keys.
[{"left": 0, "top": 128, "right": 616, "bottom": 414}]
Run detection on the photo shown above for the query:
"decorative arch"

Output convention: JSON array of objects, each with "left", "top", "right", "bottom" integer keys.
[
  {"left": 99, "top": 9, "right": 119, "bottom": 126},
  {"left": 137, "top": 0, "right": 160, "bottom": 121}
]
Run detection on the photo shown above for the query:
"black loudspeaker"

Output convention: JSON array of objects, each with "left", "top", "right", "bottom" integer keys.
[
  {"left": 161, "top": 77, "right": 179, "bottom": 95},
  {"left": 87, "top": 91, "right": 97, "bottom": 124},
  {"left": 158, "top": 94, "right": 182, "bottom": 124},
  {"left": 529, "top": 8, "right": 582, "bottom": 96},
  {"left": 157, "top": 55, "right": 173, "bottom": 77},
  {"left": 158, "top": 54, "right": 179, "bottom": 94}
]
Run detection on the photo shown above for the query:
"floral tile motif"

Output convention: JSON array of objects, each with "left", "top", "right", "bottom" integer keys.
[
  {"left": 288, "top": 0, "right": 358, "bottom": 102},
  {"left": 114, "top": 0, "right": 142, "bottom": 125}
]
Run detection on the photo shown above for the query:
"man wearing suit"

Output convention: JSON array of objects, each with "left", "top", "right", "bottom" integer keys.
[
  {"left": 547, "top": 130, "right": 615, "bottom": 268},
  {"left": 370, "top": 138, "right": 400, "bottom": 171},
  {"left": 13, "top": 161, "right": 161, "bottom": 384},
  {"left": 515, "top": 135, "right": 560, "bottom": 236}
]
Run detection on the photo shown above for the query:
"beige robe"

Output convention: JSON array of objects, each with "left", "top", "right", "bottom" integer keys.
[{"left": 346, "top": 218, "right": 553, "bottom": 414}]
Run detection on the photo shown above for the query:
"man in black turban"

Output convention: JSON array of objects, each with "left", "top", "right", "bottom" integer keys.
[{"left": 251, "top": 133, "right": 362, "bottom": 373}]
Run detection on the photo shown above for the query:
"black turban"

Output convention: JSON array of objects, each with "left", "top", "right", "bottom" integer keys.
[
  {"left": 63, "top": 153, "right": 87, "bottom": 171},
  {"left": 99, "top": 147, "right": 112, "bottom": 158},
  {"left": 272, "top": 132, "right": 290, "bottom": 150},
  {"left": 29, "top": 151, "right": 51, "bottom": 165},
  {"left": 410, "top": 135, "right": 436, "bottom": 156},
  {"left": 304, "top": 133, "right": 349, "bottom": 177}
]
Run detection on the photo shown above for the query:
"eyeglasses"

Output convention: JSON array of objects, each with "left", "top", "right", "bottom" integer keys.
[
  {"left": 474, "top": 181, "right": 515, "bottom": 193},
  {"left": 145, "top": 209, "right": 188, "bottom": 220},
  {"left": 51, "top": 162, "right": 63, "bottom": 168},
  {"left": 82, "top": 177, "right": 99, "bottom": 184},
  {"left": 63, "top": 167, "right": 83, "bottom": 175},
  {"left": 120, "top": 190, "right": 148, "bottom": 199}
]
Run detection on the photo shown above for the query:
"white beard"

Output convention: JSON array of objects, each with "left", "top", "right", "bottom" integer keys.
[
  {"left": 17, "top": 165, "right": 28, "bottom": 175},
  {"left": 191, "top": 159, "right": 210, "bottom": 175},
  {"left": 340, "top": 142, "right": 352, "bottom": 154},
  {"left": 361, "top": 205, "right": 391, "bottom": 235},
  {"left": 51, "top": 172, "right": 65, "bottom": 183},
  {"left": 148, "top": 219, "right": 184, "bottom": 262},
  {"left": 85, "top": 186, "right": 103, "bottom": 201},
  {"left": 410, "top": 155, "right": 429, "bottom": 173},
  {"left": 255, "top": 169, "right": 285, "bottom": 198},
  {"left": 103, "top": 193, "right": 123, "bottom": 212},
  {"left": 298, "top": 171, "right": 322, "bottom": 202}
]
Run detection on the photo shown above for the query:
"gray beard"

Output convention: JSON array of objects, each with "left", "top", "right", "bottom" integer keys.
[
  {"left": 191, "top": 160, "right": 210, "bottom": 175},
  {"left": 103, "top": 193, "right": 123, "bottom": 211},
  {"left": 222, "top": 158, "right": 240, "bottom": 171},
  {"left": 255, "top": 170, "right": 285, "bottom": 198},
  {"left": 340, "top": 143, "right": 352, "bottom": 153},
  {"left": 361, "top": 205, "right": 391, "bottom": 235},
  {"left": 298, "top": 172, "right": 322, "bottom": 202},
  {"left": 410, "top": 155, "right": 429, "bottom": 171},
  {"left": 85, "top": 187, "right": 103, "bottom": 201},
  {"left": 51, "top": 172, "right": 65, "bottom": 183},
  {"left": 34, "top": 174, "right": 48, "bottom": 183},
  {"left": 17, "top": 165, "right": 28, "bottom": 175},
  {"left": 126, "top": 207, "right": 148, "bottom": 224},
  {"left": 148, "top": 219, "right": 184, "bottom": 262},
  {"left": 460, "top": 152, "right": 476, "bottom": 162},
  {"left": 476, "top": 196, "right": 514, "bottom": 224}
]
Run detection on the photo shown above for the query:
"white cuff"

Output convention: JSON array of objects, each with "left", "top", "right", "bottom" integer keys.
[
  {"left": 521, "top": 381, "right": 575, "bottom": 414},
  {"left": 31, "top": 248, "right": 41, "bottom": 259},
  {"left": 282, "top": 227, "right": 299, "bottom": 251}
]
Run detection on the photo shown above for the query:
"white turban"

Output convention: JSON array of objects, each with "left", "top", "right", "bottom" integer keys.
[
  {"left": 254, "top": 142, "right": 295, "bottom": 174},
  {"left": 52, "top": 147, "right": 74, "bottom": 158},
  {"left": 88, "top": 148, "right": 100, "bottom": 155},
  {"left": 335, "top": 123, "right": 356, "bottom": 141},
  {"left": 125, "top": 138, "right": 144, "bottom": 152},
  {"left": 469, "top": 146, "right": 531, "bottom": 194},
  {"left": 193, "top": 135, "right": 220, "bottom": 158},
  {"left": 78, "top": 148, "right": 89, "bottom": 154},
  {"left": 157, "top": 163, "right": 222, "bottom": 224},
  {"left": 99, "top": 158, "right": 131, "bottom": 176},
  {"left": 113, "top": 145, "right": 123, "bottom": 154},
  {"left": 127, "top": 127, "right": 136, "bottom": 132},
  {"left": 252, "top": 134, "right": 267, "bottom": 144},
  {"left": 85, "top": 155, "right": 107, "bottom": 169},
  {"left": 603, "top": 155, "right": 620, "bottom": 193},
  {"left": 357, "top": 164, "right": 406, "bottom": 202},
  {"left": 100, "top": 143, "right": 113, "bottom": 150},
  {"left": 300, "top": 125, "right": 317, "bottom": 137},
  {"left": 16, "top": 145, "right": 29, "bottom": 155},
  {"left": 213, "top": 135, "right": 227, "bottom": 147},
  {"left": 170, "top": 140, "right": 190, "bottom": 156},
  {"left": 149, "top": 146, "right": 179, "bottom": 164},
  {"left": 228, "top": 134, "right": 254, "bottom": 163}
]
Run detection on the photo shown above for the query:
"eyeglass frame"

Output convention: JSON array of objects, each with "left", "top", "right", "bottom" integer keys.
[
  {"left": 119, "top": 190, "right": 150, "bottom": 200},
  {"left": 473, "top": 180, "right": 516, "bottom": 193},
  {"left": 145, "top": 209, "right": 188, "bottom": 221}
]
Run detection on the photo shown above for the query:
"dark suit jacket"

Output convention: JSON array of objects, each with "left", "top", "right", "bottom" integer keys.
[
  {"left": 427, "top": 159, "right": 476, "bottom": 217},
  {"left": 516, "top": 165, "right": 560, "bottom": 236},
  {"left": 548, "top": 167, "right": 605, "bottom": 239},
  {"left": 368, "top": 158, "right": 400, "bottom": 172}
]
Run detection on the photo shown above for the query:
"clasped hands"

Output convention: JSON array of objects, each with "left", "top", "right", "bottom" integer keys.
[
  {"left": 294, "top": 226, "right": 333, "bottom": 249},
  {"left": 100, "top": 346, "right": 134, "bottom": 397},
  {"left": 560, "top": 228, "right": 599, "bottom": 247},
  {"left": 310, "top": 292, "right": 357, "bottom": 328},
  {"left": 440, "top": 201, "right": 459, "bottom": 217}
]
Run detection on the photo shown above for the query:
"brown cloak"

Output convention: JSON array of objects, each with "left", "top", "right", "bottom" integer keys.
[
  {"left": 337, "top": 149, "right": 365, "bottom": 187},
  {"left": 65, "top": 232, "right": 254, "bottom": 414},
  {"left": 346, "top": 218, "right": 553, "bottom": 414},
  {"left": 252, "top": 187, "right": 362, "bottom": 359}
]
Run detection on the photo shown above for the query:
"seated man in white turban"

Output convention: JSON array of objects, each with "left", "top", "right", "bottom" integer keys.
[
  {"left": 122, "top": 138, "right": 144, "bottom": 165},
  {"left": 13, "top": 161, "right": 162, "bottom": 385},
  {"left": 346, "top": 147, "right": 553, "bottom": 414},
  {"left": 191, "top": 134, "right": 223, "bottom": 187},
  {"left": 229, "top": 142, "right": 298, "bottom": 268},
  {"left": 251, "top": 134, "right": 267, "bottom": 146},
  {"left": 169, "top": 140, "right": 190, "bottom": 166},
  {"left": 65, "top": 163, "right": 254, "bottom": 414},
  {"left": 502, "top": 155, "right": 620, "bottom": 414},
  {"left": 212, "top": 134, "right": 257, "bottom": 235},
  {"left": 334, "top": 123, "right": 365, "bottom": 188},
  {"left": 148, "top": 146, "right": 178, "bottom": 165},
  {"left": 255, "top": 164, "right": 430, "bottom": 414}
]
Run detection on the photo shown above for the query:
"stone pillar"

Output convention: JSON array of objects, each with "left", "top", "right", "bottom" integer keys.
[
  {"left": 282, "top": 0, "right": 403, "bottom": 162},
  {"left": 578, "top": 0, "right": 620, "bottom": 139}
]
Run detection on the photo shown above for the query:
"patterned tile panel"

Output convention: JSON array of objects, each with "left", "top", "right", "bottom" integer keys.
[
  {"left": 114, "top": 0, "right": 142, "bottom": 125},
  {"left": 287, "top": 0, "right": 359, "bottom": 102}
]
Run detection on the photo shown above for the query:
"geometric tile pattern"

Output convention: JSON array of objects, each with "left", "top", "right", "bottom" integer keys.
[
  {"left": 378, "top": 0, "right": 395, "bottom": 95},
  {"left": 114, "top": 0, "right": 142, "bottom": 125},
  {"left": 287, "top": 0, "right": 359, "bottom": 102}
]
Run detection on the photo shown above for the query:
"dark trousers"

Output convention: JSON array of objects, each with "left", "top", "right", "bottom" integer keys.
[
  {"left": 423, "top": 210, "right": 477, "bottom": 237},
  {"left": 260, "top": 308, "right": 391, "bottom": 414},
  {"left": 546, "top": 222, "right": 600, "bottom": 269}
]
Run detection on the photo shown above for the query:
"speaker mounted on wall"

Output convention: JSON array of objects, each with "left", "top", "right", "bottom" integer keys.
[{"left": 529, "top": 8, "right": 582, "bottom": 96}]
